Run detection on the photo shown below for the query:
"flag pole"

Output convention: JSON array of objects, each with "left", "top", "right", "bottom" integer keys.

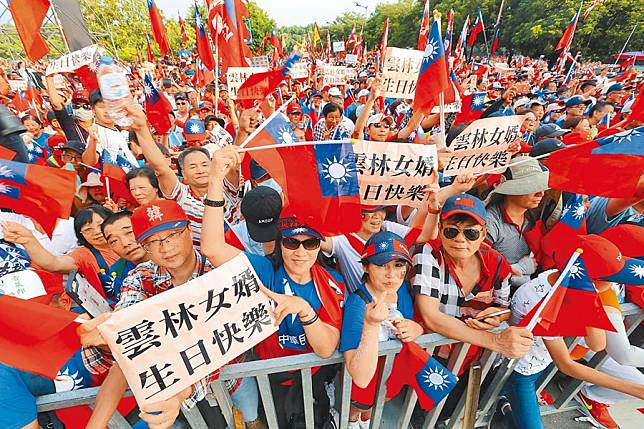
[
  {"left": 612, "top": 23, "right": 638, "bottom": 67},
  {"left": 438, "top": 92, "right": 446, "bottom": 149},
  {"left": 525, "top": 249, "right": 583, "bottom": 331},
  {"left": 482, "top": 23, "right": 490, "bottom": 60},
  {"left": 105, "top": 176, "right": 111, "bottom": 200},
  {"left": 238, "top": 95, "right": 295, "bottom": 148},
  {"left": 237, "top": 139, "right": 346, "bottom": 153}
]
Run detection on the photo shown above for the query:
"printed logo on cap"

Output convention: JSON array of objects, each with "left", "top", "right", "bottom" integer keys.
[{"left": 147, "top": 205, "right": 164, "bottom": 222}]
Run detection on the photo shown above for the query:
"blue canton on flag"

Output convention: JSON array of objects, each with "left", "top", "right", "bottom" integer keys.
[
  {"left": 471, "top": 92, "right": 486, "bottom": 111},
  {"left": 263, "top": 113, "right": 299, "bottom": 145},
  {"left": 144, "top": 73, "right": 162, "bottom": 105},
  {"left": 101, "top": 149, "right": 136, "bottom": 172},
  {"left": 314, "top": 143, "right": 359, "bottom": 198},
  {"left": 560, "top": 194, "right": 586, "bottom": 231},
  {"left": 563, "top": 258, "right": 595, "bottom": 292},
  {"left": 0, "top": 160, "right": 27, "bottom": 185},
  {"left": 593, "top": 127, "right": 644, "bottom": 156},
  {"left": 415, "top": 356, "right": 457, "bottom": 404}
]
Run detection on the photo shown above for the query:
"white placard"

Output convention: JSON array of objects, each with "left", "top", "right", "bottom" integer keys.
[
  {"left": 226, "top": 67, "right": 268, "bottom": 99},
  {"left": 381, "top": 47, "right": 424, "bottom": 99},
  {"left": 333, "top": 41, "right": 345, "bottom": 53},
  {"left": 46, "top": 45, "right": 102, "bottom": 76}
]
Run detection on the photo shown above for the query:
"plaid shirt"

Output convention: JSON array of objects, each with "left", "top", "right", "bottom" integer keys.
[
  {"left": 82, "top": 250, "right": 244, "bottom": 409},
  {"left": 312, "top": 118, "right": 352, "bottom": 141},
  {"left": 412, "top": 240, "right": 512, "bottom": 319}
]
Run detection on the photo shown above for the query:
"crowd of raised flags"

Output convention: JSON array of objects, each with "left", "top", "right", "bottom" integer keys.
[{"left": 0, "top": 1, "right": 643, "bottom": 429}]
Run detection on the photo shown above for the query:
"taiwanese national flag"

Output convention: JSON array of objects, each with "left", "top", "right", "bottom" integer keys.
[
  {"left": 467, "top": 10, "right": 484, "bottom": 48},
  {"left": 100, "top": 150, "right": 137, "bottom": 205},
  {"left": 539, "top": 194, "right": 588, "bottom": 268},
  {"left": 178, "top": 14, "right": 189, "bottom": 42},
  {"left": 627, "top": 90, "right": 644, "bottom": 122},
  {"left": 245, "top": 114, "right": 361, "bottom": 236},
  {"left": 491, "top": 27, "right": 500, "bottom": 56},
  {"left": 386, "top": 342, "right": 457, "bottom": 411},
  {"left": 413, "top": 14, "right": 453, "bottom": 114},
  {"left": 145, "top": 34, "right": 154, "bottom": 63},
  {"left": 8, "top": 0, "right": 50, "bottom": 62},
  {"left": 195, "top": 6, "right": 216, "bottom": 71},
  {"left": 224, "top": 220, "right": 245, "bottom": 250},
  {"left": 210, "top": 0, "right": 252, "bottom": 72},
  {"left": 0, "top": 159, "right": 76, "bottom": 236},
  {"left": 144, "top": 73, "right": 172, "bottom": 134},
  {"left": 555, "top": 5, "right": 581, "bottom": 51},
  {"left": 443, "top": 9, "right": 454, "bottom": 56},
  {"left": 237, "top": 54, "right": 300, "bottom": 108},
  {"left": 346, "top": 23, "right": 357, "bottom": 53},
  {"left": 518, "top": 256, "right": 614, "bottom": 337},
  {"left": 543, "top": 130, "right": 644, "bottom": 198},
  {"left": 417, "top": 0, "right": 431, "bottom": 51},
  {"left": 0, "top": 295, "right": 81, "bottom": 379},
  {"left": 453, "top": 91, "right": 486, "bottom": 125},
  {"left": 270, "top": 30, "right": 283, "bottom": 58},
  {"left": 147, "top": 0, "right": 169, "bottom": 56}
]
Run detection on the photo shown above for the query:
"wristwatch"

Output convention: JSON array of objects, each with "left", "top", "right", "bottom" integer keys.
[{"left": 203, "top": 198, "right": 225, "bottom": 207}]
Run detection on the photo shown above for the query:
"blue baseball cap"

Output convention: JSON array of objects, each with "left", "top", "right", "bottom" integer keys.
[
  {"left": 279, "top": 216, "right": 323, "bottom": 240},
  {"left": 441, "top": 194, "right": 487, "bottom": 226},
  {"left": 361, "top": 205, "right": 387, "bottom": 213},
  {"left": 360, "top": 231, "right": 412, "bottom": 266},
  {"left": 606, "top": 83, "right": 623, "bottom": 94},
  {"left": 183, "top": 119, "right": 206, "bottom": 142},
  {"left": 565, "top": 95, "right": 592, "bottom": 108}
]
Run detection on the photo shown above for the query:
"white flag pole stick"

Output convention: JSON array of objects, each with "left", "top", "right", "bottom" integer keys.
[
  {"left": 105, "top": 176, "right": 111, "bottom": 200},
  {"left": 239, "top": 95, "right": 295, "bottom": 148},
  {"left": 612, "top": 24, "right": 637, "bottom": 67},
  {"left": 438, "top": 92, "right": 446, "bottom": 149},
  {"left": 237, "top": 139, "right": 348, "bottom": 153}
]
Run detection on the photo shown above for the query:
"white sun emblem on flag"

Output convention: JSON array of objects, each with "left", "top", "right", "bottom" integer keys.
[
  {"left": 630, "top": 264, "right": 644, "bottom": 280},
  {"left": 421, "top": 366, "right": 452, "bottom": 391},
  {"left": 146, "top": 205, "right": 164, "bottom": 222},
  {"left": 569, "top": 262, "right": 584, "bottom": 279},
  {"left": 423, "top": 40, "right": 439, "bottom": 61},
  {"left": 571, "top": 203, "right": 586, "bottom": 219},
  {"left": 54, "top": 367, "right": 85, "bottom": 391},
  {"left": 189, "top": 123, "right": 202, "bottom": 134},
  {"left": 0, "top": 165, "right": 15, "bottom": 179},
  {"left": 472, "top": 96, "right": 484, "bottom": 107},
  {"left": 0, "top": 183, "right": 10, "bottom": 194},
  {"left": 277, "top": 125, "right": 295, "bottom": 145},
  {"left": 379, "top": 242, "right": 389, "bottom": 250},
  {"left": 144, "top": 82, "right": 154, "bottom": 97},
  {"left": 320, "top": 156, "right": 355, "bottom": 185}
]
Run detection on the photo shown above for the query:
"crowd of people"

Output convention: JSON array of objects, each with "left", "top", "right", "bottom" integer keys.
[{"left": 0, "top": 27, "right": 643, "bottom": 429}]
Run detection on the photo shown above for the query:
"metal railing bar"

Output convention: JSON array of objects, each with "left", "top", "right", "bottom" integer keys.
[
  {"left": 180, "top": 407, "right": 208, "bottom": 429},
  {"left": 369, "top": 351, "right": 397, "bottom": 429},
  {"left": 256, "top": 374, "right": 279, "bottom": 428},
  {"left": 87, "top": 403, "right": 132, "bottom": 429},
  {"left": 339, "top": 364, "right": 353, "bottom": 429},
  {"left": 397, "top": 346, "right": 436, "bottom": 428},
  {"left": 209, "top": 380, "right": 235, "bottom": 428},
  {"left": 301, "top": 368, "right": 315, "bottom": 429}
]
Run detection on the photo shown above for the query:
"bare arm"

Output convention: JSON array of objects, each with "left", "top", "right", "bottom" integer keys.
[
  {"left": 86, "top": 364, "right": 129, "bottom": 429},
  {"left": 545, "top": 338, "right": 644, "bottom": 400},
  {"left": 1, "top": 221, "right": 77, "bottom": 273},
  {"left": 416, "top": 294, "right": 534, "bottom": 358},
  {"left": 125, "top": 105, "right": 178, "bottom": 196},
  {"left": 45, "top": 75, "right": 64, "bottom": 110},
  {"left": 343, "top": 323, "right": 381, "bottom": 388},
  {"left": 352, "top": 77, "right": 381, "bottom": 139},
  {"left": 397, "top": 110, "right": 425, "bottom": 141},
  {"left": 200, "top": 147, "right": 244, "bottom": 266},
  {"left": 81, "top": 126, "right": 99, "bottom": 167}
]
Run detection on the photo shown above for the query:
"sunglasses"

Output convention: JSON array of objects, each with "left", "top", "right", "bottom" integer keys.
[
  {"left": 371, "top": 123, "right": 392, "bottom": 129},
  {"left": 442, "top": 226, "right": 482, "bottom": 241},
  {"left": 282, "top": 236, "right": 321, "bottom": 250},
  {"left": 73, "top": 103, "right": 90, "bottom": 110},
  {"left": 176, "top": 101, "right": 188, "bottom": 105}
]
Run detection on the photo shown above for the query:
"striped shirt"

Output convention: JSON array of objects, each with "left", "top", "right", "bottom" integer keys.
[
  {"left": 412, "top": 240, "right": 512, "bottom": 319},
  {"left": 485, "top": 203, "right": 535, "bottom": 265},
  {"left": 167, "top": 178, "right": 243, "bottom": 250}
]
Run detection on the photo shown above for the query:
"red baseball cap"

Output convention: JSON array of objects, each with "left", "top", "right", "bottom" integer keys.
[
  {"left": 131, "top": 200, "right": 189, "bottom": 242},
  {"left": 286, "top": 103, "right": 302, "bottom": 114},
  {"left": 599, "top": 225, "right": 644, "bottom": 259}
]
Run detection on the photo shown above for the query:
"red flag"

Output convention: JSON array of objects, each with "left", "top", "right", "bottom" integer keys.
[
  {"left": 147, "top": 0, "right": 170, "bottom": 56},
  {"left": 246, "top": 114, "right": 361, "bottom": 236},
  {"left": 417, "top": 0, "right": 431, "bottom": 51},
  {"left": 413, "top": 13, "right": 451, "bottom": 114},
  {"left": 518, "top": 256, "right": 614, "bottom": 337},
  {"left": 491, "top": 27, "right": 500, "bottom": 56},
  {"left": 145, "top": 34, "right": 155, "bottom": 63},
  {"left": 380, "top": 18, "right": 390, "bottom": 63},
  {"left": 627, "top": 89, "right": 644, "bottom": 122},
  {"left": 346, "top": 23, "right": 357, "bottom": 52},
  {"left": 0, "top": 145, "right": 16, "bottom": 160},
  {"left": 195, "top": 6, "right": 216, "bottom": 71},
  {"left": 555, "top": 6, "right": 581, "bottom": 51},
  {"left": 236, "top": 55, "right": 300, "bottom": 108},
  {"left": 143, "top": 73, "right": 172, "bottom": 134},
  {"left": 467, "top": 10, "right": 484, "bottom": 48},
  {"left": 8, "top": 0, "right": 50, "bottom": 62},
  {"left": 178, "top": 14, "right": 189, "bottom": 42},
  {"left": 452, "top": 92, "right": 486, "bottom": 125},
  {"left": 386, "top": 342, "right": 457, "bottom": 411},
  {"left": 543, "top": 139, "right": 644, "bottom": 198},
  {"left": 207, "top": 0, "right": 251, "bottom": 72},
  {"left": 0, "top": 159, "right": 76, "bottom": 235},
  {"left": 0, "top": 295, "right": 81, "bottom": 379},
  {"left": 224, "top": 221, "right": 245, "bottom": 250}
]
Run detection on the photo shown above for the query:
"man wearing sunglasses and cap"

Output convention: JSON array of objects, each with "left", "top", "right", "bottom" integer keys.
[{"left": 78, "top": 199, "right": 261, "bottom": 429}]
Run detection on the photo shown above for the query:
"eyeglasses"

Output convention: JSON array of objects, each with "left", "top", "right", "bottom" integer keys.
[
  {"left": 142, "top": 226, "right": 187, "bottom": 253},
  {"left": 281, "top": 236, "right": 321, "bottom": 251},
  {"left": 176, "top": 101, "right": 188, "bottom": 105},
  {"left": 73, "top": 103, "right": 90, "bottom": 110},
  {"left": 80, "top": 222, "right": 103, "bottom": 235},
  {"left": 291, "top": 123, "right": 305, "bottom": 130},
  {"left": 441, "top": 226, "right": 482, "bottom": 241},
  {"left": 62, "top": 152, "right": 81, "bottom": 161},
  {"left": 371, "top": 123, "right": 392, "bottom": 129}
]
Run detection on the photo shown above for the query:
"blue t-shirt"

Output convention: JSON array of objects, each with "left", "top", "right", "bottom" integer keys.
[
  {"left": 586, "top": 197, "right": 635, "bottom": 234},
  {"left": 246, "top": 252, "right": 344, "bottom": 350},
  {"left": 338, "top": 282, "right": 414, "bottom": 353}
]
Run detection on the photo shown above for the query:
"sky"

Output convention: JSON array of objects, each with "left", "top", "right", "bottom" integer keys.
[{"left": 155, "top": 0, "right": 398, "bottom": 27}]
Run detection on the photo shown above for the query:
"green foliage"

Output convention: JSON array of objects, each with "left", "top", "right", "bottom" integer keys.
[{"left": 0, "top": 0, "right": 640, "bottom": 63}]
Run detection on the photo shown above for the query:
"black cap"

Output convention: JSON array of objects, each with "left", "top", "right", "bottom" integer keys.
[
  {"left": 530, "top": 138, "right": 566, "bottom": 157},
  {"left": 241, "top": 186, "right": 283, "bottom": 243},
  {"left": 61, "top": 140, "right": 86, "bottom": 155}
]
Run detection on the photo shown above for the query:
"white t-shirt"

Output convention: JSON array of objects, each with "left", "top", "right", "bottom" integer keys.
[
  {"left": 0, "top": 213, "right": 77, "bottom": 256},
  {"left": 510, "top": 269, "right": 558, "bottom": 376},
  {"left": 94, "top": 124, "right": 138, "bottom": 168},
  {"left": 325, "top": 220, "right": 410, "bottom": 293}
]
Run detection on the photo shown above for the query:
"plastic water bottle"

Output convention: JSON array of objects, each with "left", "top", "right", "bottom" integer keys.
[
  {"left": 97, "top": 56, "right": 133, "bottom": 127},
  {"left": 386, "top": 303, "right": 404, "bottom": 339}
]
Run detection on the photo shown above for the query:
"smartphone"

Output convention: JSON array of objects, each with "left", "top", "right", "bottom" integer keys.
[
  {"left": 65, "top": 271, "right": 111, "bottom": 318},
  {"left": 473, "top": 308, "right": 512, "bottom": 321}
]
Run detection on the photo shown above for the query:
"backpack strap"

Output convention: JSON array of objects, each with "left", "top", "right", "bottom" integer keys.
[{"left": 354, "top": 288, "right": 372, "bottom": 305}]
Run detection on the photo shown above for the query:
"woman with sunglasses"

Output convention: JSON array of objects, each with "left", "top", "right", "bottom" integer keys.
[
  {"left": 202, "top": 146, "right": 346, "bottom": 427},
  {"left": 340, "top": 231, "right": 422, "bottom": 429}
]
